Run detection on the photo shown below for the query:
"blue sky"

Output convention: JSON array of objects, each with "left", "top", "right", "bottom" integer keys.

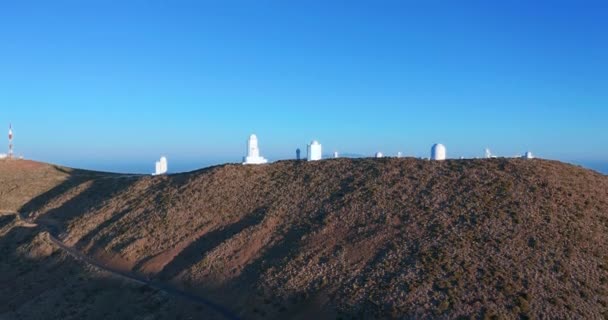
[{"left": 1, "top": 1, "right": 607, "bottom": 173}]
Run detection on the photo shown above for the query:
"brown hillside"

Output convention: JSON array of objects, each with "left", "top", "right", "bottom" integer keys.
[
  {"left": 0, "top": 160, "right": 226, "bottom": 320},
  {"left": 0, "top": 159, "right": 116, "bottom": 213},
  {"left": 0, "top": 214, "right": 226, "bottom": 320},
  {"left": 1, "top": 158, "right": 608, "bottom": 319}
]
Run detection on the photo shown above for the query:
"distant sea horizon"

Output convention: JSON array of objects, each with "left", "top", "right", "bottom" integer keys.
[{"left": 571, "top": 161, "right": 608, "bottom": 175}]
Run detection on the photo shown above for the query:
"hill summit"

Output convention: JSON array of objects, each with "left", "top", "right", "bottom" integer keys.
[{"left": 1, "top": 158, "right": 607, "bottom": 319}]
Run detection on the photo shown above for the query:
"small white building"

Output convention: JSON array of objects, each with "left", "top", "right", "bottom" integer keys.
[
  {"left": 243, "top": 134, "right": 268, "bottom": 165},
  {"left": 375, "top": 152, "right": 384, "bottom": 158},
  {"left": 307, "top": 140, "right": 322, "bottom": 161},
  {"left": 431, "top": 143, "right": 447, "bottom": 161},
  {"left": 523, "top": 151, "right": 534, "bottom": 159},
  {"left": 333, "top": 151, "right": 339, "bottom": 159},
  {"left": 153, "top": 156, "right": 168, "bottom": 175},
  {"left": 397, "top": 152, "right": 403, "bottom": 158}
]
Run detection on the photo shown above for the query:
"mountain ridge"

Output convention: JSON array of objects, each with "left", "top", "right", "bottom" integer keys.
[{"left": 1, "top": 157, "right": 607, "bottom": 319}]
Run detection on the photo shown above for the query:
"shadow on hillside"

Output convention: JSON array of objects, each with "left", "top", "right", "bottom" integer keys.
[
  {"left": 74, "top": 208, "right": 135, "bottom": 250},
  {"left": 234, "top": 223, "right": 306, "bottom": 285},
  {"left": 201, "top": 220, "right": 329, "bottom": 318},
  {"left": 18, "top": 169, "right": 139, "bottom": 238},
  {"left": 0, "top": 214, "right": 16, "bottom": 230},
  {"left": 157, "top": 208, "right": 268, "bottom": 281},
  {"left": 51, "top": 165, "right": 75, "bottom": 175},
  {"left": 0, "top": 222, "right": 226, "bottom": 320},
  {"left": 191, "top": 174, "right": 362, "bottom": 315},
  {"left": 18, "top": 174, "right": 91, "bottom": 219},
  {"left": 220, "top": 173, "right": 355, "bottom": 288},
  {"left": 78, "top": 175, "right": 187, "bottom": 253}
]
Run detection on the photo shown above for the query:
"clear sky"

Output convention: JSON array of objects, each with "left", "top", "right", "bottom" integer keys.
[{"left": 1, "top": 1, "right": 607, "bottom": 173}]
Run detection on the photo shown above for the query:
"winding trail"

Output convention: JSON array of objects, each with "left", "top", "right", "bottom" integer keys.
[
  {"left": 5, "top": 211, "right": 240, "bottom": 320},
  {"left": 46, "top": 235, "right": 240, "bottom": 320}
]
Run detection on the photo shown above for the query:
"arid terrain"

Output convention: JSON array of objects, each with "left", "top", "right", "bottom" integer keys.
[{"left": 0, "top": 158, "right": 607, "bottom": 319}]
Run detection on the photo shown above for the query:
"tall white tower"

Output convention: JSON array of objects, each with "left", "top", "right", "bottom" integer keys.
[
  {"left": 159, "top": 156, "right": 168, "bottom": 173},
  {"left": 248, "top": 135, "right": 260, "bottom": 158},
  {"left": 153, "top": 156, "right": 168, "bottom": 175},
  {"left": 307, "top": 141, "right": 322, "bottom": 161},
  {"left": 8, "top": 124, "right": 13, "bottom": 159},
  {"left": 485, "top": 148, "right": 492, "bottom": 159},
  {"left": 243, "top": 134, "right": 268, "bottom": 165},
  {"left": 431, "top": 143, "right": 447, "bottom": 161}
]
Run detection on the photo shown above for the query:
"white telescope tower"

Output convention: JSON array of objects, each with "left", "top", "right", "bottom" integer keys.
[{"left": 243, "top": 134, "right": 268, "bottom": 165}]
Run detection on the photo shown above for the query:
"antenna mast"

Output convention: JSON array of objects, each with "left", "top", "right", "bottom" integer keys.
[{"left": 8, "top": 124, "right": 13, "bottom": 159}]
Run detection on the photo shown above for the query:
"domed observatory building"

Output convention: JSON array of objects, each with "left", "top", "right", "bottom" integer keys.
[
  {"left": 523, "top": 151, "right": 534, "bottom": 159},
  {"left": 431, "top": 143, "right": 447, "bottom": 161},
  {"left": 243, "top": 134, "right": 268, "bottom": 165},
  {"left": 307, "top": 140, "right": 322, "bottom": 161},
  {"left": 375, "top": 152, "right": 384, "bottom": 158}
]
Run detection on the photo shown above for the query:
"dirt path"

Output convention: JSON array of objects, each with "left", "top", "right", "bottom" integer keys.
[
  {"left": 46, "top": 234, "right": 240, "bottom": 320},
  {"left": 4, "top": 211, "right": 240, "bottom": 320}
]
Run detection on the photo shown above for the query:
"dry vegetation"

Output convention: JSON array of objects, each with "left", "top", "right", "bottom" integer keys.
[
  {"left": 1, "top": 157, "right": 607, "bottom": 319},
  {"left": 0, "top": 213, "right": 223, "bottom": 320}
]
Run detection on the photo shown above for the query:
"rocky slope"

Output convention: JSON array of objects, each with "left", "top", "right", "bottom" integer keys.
[
  {"left": 0, "top": 215, "right": 223, "bottom": 320},
  {"left": 1, "top": 158, "right": 607, "bottom": 319}
]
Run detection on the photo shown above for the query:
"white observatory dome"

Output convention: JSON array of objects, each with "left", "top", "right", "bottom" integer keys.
[
  {"left": 524, "top": 151, "right": 534, "bottom": 159},
  {"left": 431, "top": 143, "right": 447, "bottom": 161},
  {"left": 375, "top": 152, "right": 384, "bottom": 158}
]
